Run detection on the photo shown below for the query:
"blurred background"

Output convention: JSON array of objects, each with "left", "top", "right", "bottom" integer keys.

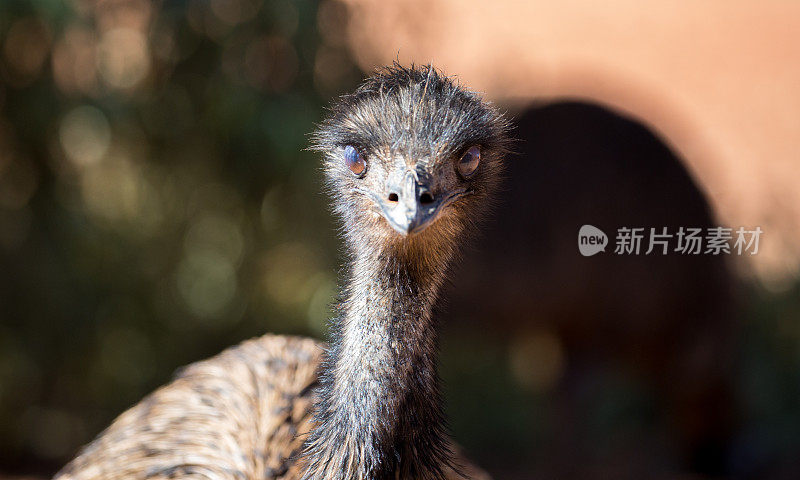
[{"left": 0, "top": 0, "right": 798, "bottom": 479}]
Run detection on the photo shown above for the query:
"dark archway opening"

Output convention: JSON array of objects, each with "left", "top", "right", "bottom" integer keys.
[{"left": 440, "top": 102, "right": 738, "bottom": 479}]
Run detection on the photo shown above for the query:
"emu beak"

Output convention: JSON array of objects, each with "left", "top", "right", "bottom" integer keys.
[
  {"left": 380, "top": 172, "right": 432, "bottom": 235},
  {"left": 377, "top": 170, "right": 466, "bottom": 236}
]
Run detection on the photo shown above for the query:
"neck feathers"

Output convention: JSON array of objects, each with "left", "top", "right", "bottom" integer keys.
[{"left": 301, "top": 242, "right": 456, "bottom": 480}]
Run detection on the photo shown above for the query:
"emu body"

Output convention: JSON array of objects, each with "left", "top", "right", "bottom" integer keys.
[
  {"left": 55, "top": 336, "right": 488, "bottom": 480},
  {"left": 56, "top": 65, "right": 509, "bottom": 480}
]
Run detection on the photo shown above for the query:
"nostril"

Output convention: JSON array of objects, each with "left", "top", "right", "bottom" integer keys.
[
  {"left": 387, "top": 192, "right": 399, "bottom": 202},
  {"left": 419, "top": 192, "right": 434, "bottom": 204}
]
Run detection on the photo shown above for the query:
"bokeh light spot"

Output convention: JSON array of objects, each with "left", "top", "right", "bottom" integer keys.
[
  {"left": 3, "top": 17, "right": 52, "bottom": 85},
  {"left": 307, "top": 276, "right": 336, "bottom": 334},
  {"left": 79, "top": 154, "right": 145, "bottom": 224},
  {"left": 97, "top": 28, "right": 150, "bottom": 90},
  {"left": 259, "top": 242, "right": 322, "bottom": 311},
  {"left": 184, "top": 213, "right": 245, "bottom": 266},
  {"left": 51, "top": 26, "right": 99, "bottom": 95},
  {"left": 176, "top": 249, "right": 239, "bottom": 321},
  {"left": 316, "top": 0, "right": 349, "bottom": 47},
  {"left": 59, "top": 105, "right": 111, "bottom": 167}
]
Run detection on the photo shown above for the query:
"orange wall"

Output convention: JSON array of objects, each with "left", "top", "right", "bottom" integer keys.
[{"left": 341, "top": 0, "right": 800, "bottom": 286}]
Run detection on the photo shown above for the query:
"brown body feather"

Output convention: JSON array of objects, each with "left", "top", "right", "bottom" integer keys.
[{"left": 54, "top": 335, "right": 489, "bottom": 480}]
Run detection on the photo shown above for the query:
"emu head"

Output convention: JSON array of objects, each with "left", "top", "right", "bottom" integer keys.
[{"left": 312, "top": 65, "right": 511, "bottom": 254}]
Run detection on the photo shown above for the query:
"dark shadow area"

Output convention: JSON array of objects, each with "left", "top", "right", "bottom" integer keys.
[{"left": 440, "top": 101, "right": 739, "bottom": 479}]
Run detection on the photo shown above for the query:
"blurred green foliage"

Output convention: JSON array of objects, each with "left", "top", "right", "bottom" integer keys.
[{"left": 0, "top": 0, "right": 360, "bottom": 471}]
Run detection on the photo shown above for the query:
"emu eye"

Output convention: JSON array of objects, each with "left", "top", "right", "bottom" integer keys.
[
  {"left": 343, "top": 145, "right": 366, "bottom": 177},
  {"left": 457, "top": 146, "right": 481, "bottom": 178}
]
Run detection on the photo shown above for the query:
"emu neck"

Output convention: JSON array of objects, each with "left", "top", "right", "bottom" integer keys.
[{"left": 303, "top": 241, "right": 454, "bottom": 479}]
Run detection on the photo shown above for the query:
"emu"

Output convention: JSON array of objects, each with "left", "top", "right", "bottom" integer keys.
[{"left": 55, "top": 65, "right": 511, "bottom": 480}]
